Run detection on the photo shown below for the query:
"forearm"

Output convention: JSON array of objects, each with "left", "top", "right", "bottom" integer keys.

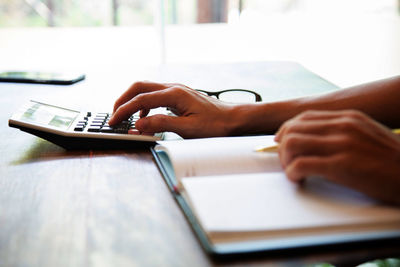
[
  {"left": 230, "top": 75, "right": 400, "bottom": 135},
  {"left": 297, "top": 75, "right": 400, "bottom": 127}
]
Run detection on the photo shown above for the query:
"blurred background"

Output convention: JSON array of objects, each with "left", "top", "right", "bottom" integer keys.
[
  {"left": 0, "top": 0, "right": 398, "bottom": 27},
  {"left": 0, "top": 0, "right": 399, "bottom": 88}
]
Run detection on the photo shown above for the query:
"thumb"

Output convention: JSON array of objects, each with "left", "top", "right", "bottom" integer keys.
[{"left": 135, "top": 114, "right": 187, "bottom": 135}]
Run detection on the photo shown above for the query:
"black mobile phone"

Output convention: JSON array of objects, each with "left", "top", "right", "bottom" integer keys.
[{"left": 0, "top": 71, "right": 85, "bottom": 85}]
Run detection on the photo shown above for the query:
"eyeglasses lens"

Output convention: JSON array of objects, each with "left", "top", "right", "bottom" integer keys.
[{"left": 218, "top": 91, "right": 257, "bottom": 103}]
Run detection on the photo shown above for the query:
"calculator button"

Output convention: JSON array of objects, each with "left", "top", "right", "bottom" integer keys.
[
  {"left": 114, "top": 128, "right": 128, "bottom": 134},
  {"left": 94, "top": 118, "right": 106, "bottom": 122},
  {"left": 88, "top": 126, "right": 101, "bottom": 132},
  {"left": 90, "top": 123, "right": 103, "bottom": 127},
  {"left": 86, "top": 112, "right": 92, "bottom": 117},
  {"left": 100, "top": 126, "right": 114, "bottom": 133},
  {"left": 91, "top": 120, "right": 104, "bottom": 124},
  {"left": 74, "top": 126, "right": 84, "bottom": 132}
]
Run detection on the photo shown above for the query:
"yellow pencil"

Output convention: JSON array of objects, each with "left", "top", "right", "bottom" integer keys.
[
  {"left": 254, "top": 144, "right": 279, "bottom": 153},
  {"left": 255, "top": 128, "right": 400, "bottom": 153}
]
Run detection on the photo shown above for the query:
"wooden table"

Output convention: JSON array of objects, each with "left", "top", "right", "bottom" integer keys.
[
  {"left": 1, "top": 21, "right": 400, "bottom": 266},
  {"left": 1, "top": 62, "right": 399, "bottom": 267}
]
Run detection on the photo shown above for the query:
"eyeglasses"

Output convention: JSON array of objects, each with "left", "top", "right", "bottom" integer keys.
[{"left": 196, "top": 89, "right": 262, "bottom": 103}]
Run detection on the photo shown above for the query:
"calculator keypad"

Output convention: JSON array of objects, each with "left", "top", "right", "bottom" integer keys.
[{"left": 74, "top": 112, "right": 141, "bottom": 135}]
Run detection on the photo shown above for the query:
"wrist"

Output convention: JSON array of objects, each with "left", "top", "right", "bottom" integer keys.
[{"left": 226, "top": 99, "right": 303, "bottom": 136}]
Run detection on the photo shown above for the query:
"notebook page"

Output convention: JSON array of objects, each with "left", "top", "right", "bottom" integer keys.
[
  {"left": 181, "top": 172, "right": 400, "bottom": 233},
  {"left": 155, "top": 135, "right": 282, "bottom": 181}
]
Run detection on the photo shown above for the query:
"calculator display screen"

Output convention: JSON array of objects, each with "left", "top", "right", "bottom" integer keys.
[{"left": 20, "top": 102, "right": 79, "bottom": 130}]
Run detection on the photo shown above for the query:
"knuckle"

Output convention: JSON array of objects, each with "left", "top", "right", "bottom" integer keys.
[
  {"left": 285, "top": 168, "right": 297, "bottom": 181},
  {"left": 113, "top": 101, "right": 121, "bottom": 110},
  {"left": 169, "top": 86, "right": 183, "bottom": 92},
  {"left": 284, "top": 134, "right": 301, "bottom": 149},
  {"left": 130, "top": 81, "right": 141, "bottom": 90},
  {"left": 283, "top": 120, "right": 299, "bottom": 134},
  {"left": 298, "top": 110, "right": 317, "bottom": 120},
  {"left": 344, "top": 109, "right": 364, "bottom": 120},
  {"left": 290, "top": 157, "right": 307, "bottom": 171},
  {"left": 132, "top": 80, "right": 147, "bottom": 88},
  {"left": 173, "top": 83, "right": 187, "bottom": 88},
  {"left": 168, "top": 86, "right": 187, "bottom": 96},
  {"left": 337, "top": 118, "right": 358, "bottom": 132},
  {"left": 118, "top": 103, "right": 131, "bottom": 114},
  {"left": 340, "top": 110, "right": 367, "bottom": 125},
  {"left": 134, "top": 93, "right": 146, "bottom": 103},
  {"left": 281, "top": 135, "right": 302, "bottom": 165},
  {"left": 286, "top": 157, "right": 308, "bottom": 181}
]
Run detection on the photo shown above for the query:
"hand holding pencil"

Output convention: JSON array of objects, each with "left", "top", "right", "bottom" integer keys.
[{"left": 259, "top": 109, "right": 400, "bottom": 205}]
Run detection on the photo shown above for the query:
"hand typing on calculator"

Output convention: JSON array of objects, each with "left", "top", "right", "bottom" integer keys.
[{"left": 109, "top": 81, "right": 240, "bottom": 138}]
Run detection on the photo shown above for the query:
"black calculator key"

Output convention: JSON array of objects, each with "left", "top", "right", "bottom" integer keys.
[
  {"left": 88, "top": 126, "right": 101, "bottom": 132},
  {"left": 94, "top": 118, "right": 107, "bottom": 122},
  {"left": 114, "top": 128, "right": 128, "bottom": 134},
  {"left": 94, "top": 117, "right": 107, "bottom": 121},
  {"left": 86, "top": 112, "right": 92, "bottom": 117},
  {"left": 74, "top": 126, "right": 84, "bottom": 131},
  {"left": 91, "top": 120, "right": 105, "bottom": 124},
  {"left": 100, "top": 126, "right": 114, "bottom": 133}
]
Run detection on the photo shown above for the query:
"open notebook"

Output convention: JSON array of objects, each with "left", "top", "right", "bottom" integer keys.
[{"left": 152, "top": 135, "right": 400, "bottom": 255}]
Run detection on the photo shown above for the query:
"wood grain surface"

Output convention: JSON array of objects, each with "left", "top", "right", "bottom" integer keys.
[{"left": 1, "top": 63, "right": 399, "bottom": 267}]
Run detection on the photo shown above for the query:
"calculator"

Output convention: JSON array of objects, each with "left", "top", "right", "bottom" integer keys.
[{"left": 8, "top": 100, "right": 164, "bottom": 149}]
